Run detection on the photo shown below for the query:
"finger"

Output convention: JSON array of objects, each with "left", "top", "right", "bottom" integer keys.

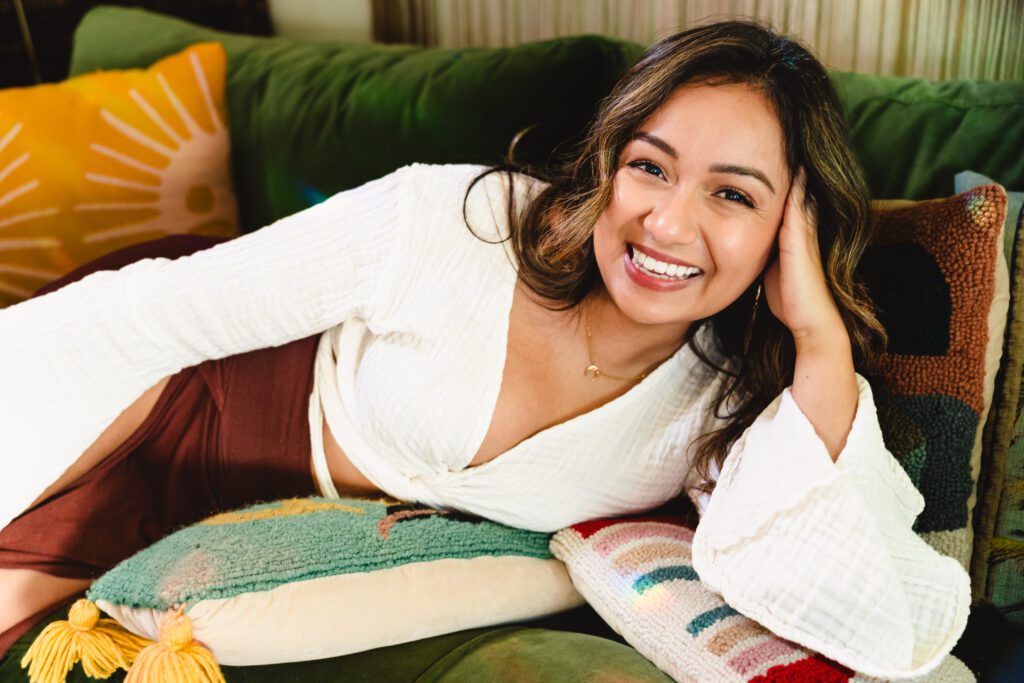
[
  {"left": 791, "top": 166, "right": 806, "bottom": 207},
  {"left": 790, "top": 167, "right": 817, "bottom": 227},
  {"left": 781, "top": 167, "right": 802, "bottom": 228},
  {"left": 783, "top": 167, "right": 801, "bottom": 216}
]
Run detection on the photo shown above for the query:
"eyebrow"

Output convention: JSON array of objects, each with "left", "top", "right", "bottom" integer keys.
[{"left": 630, "top": 131, "right": 777, "bottom": 196}]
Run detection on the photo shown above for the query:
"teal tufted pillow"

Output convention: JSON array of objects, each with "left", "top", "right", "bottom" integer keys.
[{"left": 78, "top": 496, "right": 583, "bottom": 668}]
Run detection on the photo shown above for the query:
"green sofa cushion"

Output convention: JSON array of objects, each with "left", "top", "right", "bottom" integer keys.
[{"left": 830, "top": 71, "right": 1024, "bottom": 202}]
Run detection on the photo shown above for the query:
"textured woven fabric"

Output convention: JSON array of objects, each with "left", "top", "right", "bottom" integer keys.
[
  {"left": 688, "top": 375, "right": 970, "bottom": 679},
  {"left": 551, "top": 517, "right": 976, "bottom": 683},
  {"left": 90, "top": 496, "right": 554, "bottom": 607}
]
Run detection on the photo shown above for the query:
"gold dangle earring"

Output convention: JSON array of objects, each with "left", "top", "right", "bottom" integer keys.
[{"left": 742, "top": 279, "right": 763, "bottom": 357}]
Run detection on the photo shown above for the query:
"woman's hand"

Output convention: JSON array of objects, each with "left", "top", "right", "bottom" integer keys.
[
  {"left": 763, "top": 168, "right": 859, "bottom": 460},
  {"left": 762, "top": 167, "right": 846, "bottom": 347}
]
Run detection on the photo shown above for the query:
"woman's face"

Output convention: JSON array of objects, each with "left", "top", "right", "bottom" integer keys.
[{"left": 592, "top": 82, "right": 792, "bottom": 329}]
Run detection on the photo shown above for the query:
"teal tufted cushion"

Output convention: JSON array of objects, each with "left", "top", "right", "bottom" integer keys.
[{"left": 83, "top": 496, "right": 583, "bottom": 667}]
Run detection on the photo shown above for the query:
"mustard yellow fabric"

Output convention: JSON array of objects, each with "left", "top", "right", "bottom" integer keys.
[{"left": 0, "top": 42, "right": 239, "bottom": 308}]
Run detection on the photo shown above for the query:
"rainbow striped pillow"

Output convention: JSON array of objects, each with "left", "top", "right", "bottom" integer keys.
[{"left": 550, "top": 516, "right": 974, "bottom": 682}]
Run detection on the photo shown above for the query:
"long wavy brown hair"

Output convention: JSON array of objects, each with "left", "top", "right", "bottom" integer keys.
[{"left": 459, "top": 19, "right": 887, "bottom": 502}]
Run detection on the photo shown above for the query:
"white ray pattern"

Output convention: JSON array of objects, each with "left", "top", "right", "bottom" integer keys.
[
  {"left": 0, "top": 237, "right": 60, "bottom": 253},
  {"left": 0, "top": 262, "right": 65, "bottom": 299},
  {"left": 0, "top": 123, "right": 59, "bottom": 231},
  {"left": 76, "top": 51, "right": 236, "bottom": 244},
  {"left": 0, "top": 121, "right": 62, "bottom": 299},
  {"left": 0, "top": 151, "right": 29, "bottom": 185}
]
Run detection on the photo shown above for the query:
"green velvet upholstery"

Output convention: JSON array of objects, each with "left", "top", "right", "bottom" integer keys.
[
  {"left": 2, "top": 604, "right": 671, "bottom": 682},
  {"left": 68, "top": 6, "right": 1024, "bottom": 231},
  {"left": 829, "top": 72, "right": 1024, "bottom": 202}
]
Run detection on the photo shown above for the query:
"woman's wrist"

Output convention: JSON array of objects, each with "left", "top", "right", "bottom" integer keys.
[
  {"left": 791, "top": 315, "right": 849, "bottom": 356},
  {"left": 791, "top": 325, "right": 858, "bottom": 463}
]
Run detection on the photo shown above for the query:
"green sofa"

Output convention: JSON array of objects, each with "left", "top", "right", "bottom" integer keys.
[{"left": 3, "top": 5, "right": 1023, "bottom": 681}]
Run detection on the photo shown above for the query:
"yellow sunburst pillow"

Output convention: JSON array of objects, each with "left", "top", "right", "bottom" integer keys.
[{"left": 0, "top": 42, "right": 239, "bottom": 308}]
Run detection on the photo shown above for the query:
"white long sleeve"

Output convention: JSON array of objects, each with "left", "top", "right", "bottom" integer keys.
[
  {"left": 689, "top": 373, "right": 971, "bottom": 680},
  {"left": 0, "top": 163, "right": 415, "bottom": 531}
]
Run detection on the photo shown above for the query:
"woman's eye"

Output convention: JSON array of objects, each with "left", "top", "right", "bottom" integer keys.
[
  {"left": 717, "top": 188, "right": 755, "bottom": 209},
  {"left": 625, "top": 163, "right": 755, "bottom": 209},
  {"left": 627, "top": 160, "right": 664, "bottom": 178}
]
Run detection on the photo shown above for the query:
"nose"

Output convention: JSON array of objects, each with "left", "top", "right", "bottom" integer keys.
[{"left": 642, "top": 185, "right": 700, "bottom": 246}]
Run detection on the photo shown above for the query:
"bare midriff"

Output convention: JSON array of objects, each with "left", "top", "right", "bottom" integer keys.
[{"left": 319, "top": 417, "right": 385, "bottom": 497}]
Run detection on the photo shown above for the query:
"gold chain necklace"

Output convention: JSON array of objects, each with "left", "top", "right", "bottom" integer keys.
[{"left": 583, "top": 299, "right": 648, "bottom": 382}]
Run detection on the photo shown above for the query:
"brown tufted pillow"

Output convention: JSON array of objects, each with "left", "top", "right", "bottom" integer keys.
[{"left": 856, "top": 184, "right": 1009, "bottom": 574}]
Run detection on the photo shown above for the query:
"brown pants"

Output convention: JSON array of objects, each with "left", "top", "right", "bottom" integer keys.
[{"left": 0, "top": 235, "right": 320, "bottom": 656}]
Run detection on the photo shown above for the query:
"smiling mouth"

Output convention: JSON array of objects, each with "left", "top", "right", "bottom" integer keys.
[{"left": 626, "top": 244, "right": 704, "bottom": 281}]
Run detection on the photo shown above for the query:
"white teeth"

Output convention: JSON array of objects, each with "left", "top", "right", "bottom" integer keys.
[{"left": 630, "top": 246, "right": 702, "bottom": 280}]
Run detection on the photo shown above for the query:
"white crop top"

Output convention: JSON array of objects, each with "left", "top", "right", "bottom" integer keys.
[
  {"left": 302, "top": 164, "right": 728, "bottom": 530},
  {"left": 0, "top": 162, "right": 968, "bottom": 678}
]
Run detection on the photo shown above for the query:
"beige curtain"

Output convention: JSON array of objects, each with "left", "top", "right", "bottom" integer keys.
[{"left": 374, "top": 0, "right": 1024, "bottom": 81}]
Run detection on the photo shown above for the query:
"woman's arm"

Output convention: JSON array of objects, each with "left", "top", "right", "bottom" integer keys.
[
  {"left": 791, "top": 324, "right": 859, "bottom": 463},
  {"left": 0, "top": 164, "right": 418, "bottom": 530}
]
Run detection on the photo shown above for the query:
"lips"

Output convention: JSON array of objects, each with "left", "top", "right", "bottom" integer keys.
[
  {"left": 628, "top": 243, "right": 702, "bottom": 271},
  {"left": 623, "top": 245, "right": 703, "bottom": 292}
]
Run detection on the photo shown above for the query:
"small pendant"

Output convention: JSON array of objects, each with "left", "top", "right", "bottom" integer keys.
[{"left": 585, "top": 364, "right": 601, "bottom": 379}]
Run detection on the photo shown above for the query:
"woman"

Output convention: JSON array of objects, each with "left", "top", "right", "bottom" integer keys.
[{"left": 0, "top": 20, "right": 967, "bottom": 677}]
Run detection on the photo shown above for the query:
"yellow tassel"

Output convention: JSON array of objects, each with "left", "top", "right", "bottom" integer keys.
[
  {"left": 20, "top": 598, "right": 152, "bottom": 683},
  {"left": 125, "top": 607, "right": 225, "bottom": 683}
]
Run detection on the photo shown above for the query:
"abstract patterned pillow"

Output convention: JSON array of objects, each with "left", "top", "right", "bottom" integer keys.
[
  {"left": 0, "top": 42, "right": 239, "bottom": 308},
  {"left": 22, "top": 496, "right": 583, "bottom": 680},
  {"left": 858, "top": 185, "right": 1010, "bottom": 572},
  {"left": 953, "top": 172, "right": 1024, "bottom": 627},
  {"left": 550, "top": 517, "right": 976, "bottom": 683}
]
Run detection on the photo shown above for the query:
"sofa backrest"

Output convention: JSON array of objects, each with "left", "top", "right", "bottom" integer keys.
[{"left": 71, "top": 5, "right": 1024, "bottom": 233}]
